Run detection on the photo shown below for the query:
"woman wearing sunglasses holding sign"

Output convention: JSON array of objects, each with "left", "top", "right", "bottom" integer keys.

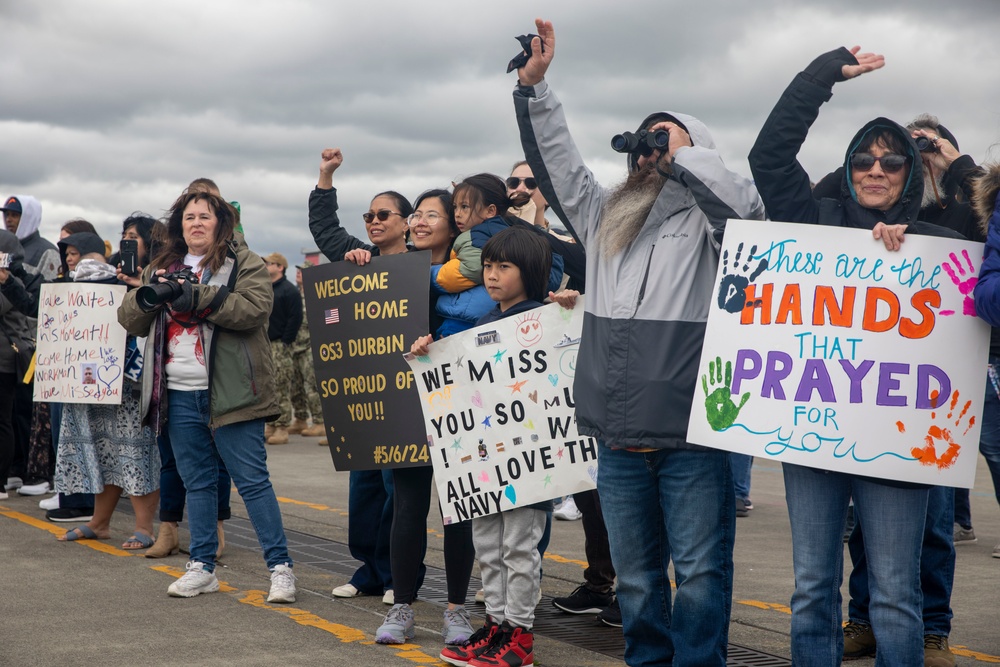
[{"left": 748, "top": 48, "right": 965, "bottom": 666}]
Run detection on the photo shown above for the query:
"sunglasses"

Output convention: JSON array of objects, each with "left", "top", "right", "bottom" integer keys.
[
  {"left": 850, "top": 153, "right": 910, "bottom": 174},
  {"left": 506, "top": 176, "right": 537, "bottom": 190},
  {"left": 362, "top": 209, "right": 403, "bottom": 224}
]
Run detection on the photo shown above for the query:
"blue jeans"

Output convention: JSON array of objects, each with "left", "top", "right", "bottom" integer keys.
[
  {"left": 783, "top": 463, "right": 927, "bottom": 666},
  {"left": 167, "top": 389, "right": 290, "bottom": 572},
  {"left": 847, "top": 485, "right": 954, "bottom": 637},
  {"left": 954, "top": 364, "right": 1000, "bottom": 527},
  {"left": 730, "top": 453, "right": 753, "bottom": 501},
  {"left": 598, "top": 445, "right": 735, "bottom": 667},
  {"left": 347, "top": 469, "right": 393, "bottom": 593},
  {"left": 157, "top": 431, "right": 232, "bottom": 523}
]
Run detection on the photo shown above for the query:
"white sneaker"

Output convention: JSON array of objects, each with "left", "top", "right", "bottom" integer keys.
[
  {"left": 475, "top": 588, "right": 485, "bottom": 604},
  {"left": 332, "top": 582, "right": 361, "bottom": 598},
  {"left": 267, "top": 564, "right": 297, "bottom": 603},
  {"left": 993, "top": 543, "right": 1000, "bottom": 559},
  {"left": 39, "top": 495, "right": 60, "bottom": 511},
  {"left": 168, "top": 561, "right": 220, "bottom": 598},
  {"left": 0, "top": 491, "right": 8, "bottom": 500},
  {"left": 383, "top": 589, "right": 395, "bottom": 605},
  {"left": 18, "top": 481, "right": 51, "bottom": 496},
  {"left": 5, "top": 476, "right": 22, "bottom": 491},
  {"left": 554, "top": 496, "right": 582, "bottom": 521}
]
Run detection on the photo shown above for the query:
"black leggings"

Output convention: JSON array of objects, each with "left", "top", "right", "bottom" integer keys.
[
  {"left": 0, "top": 373, "right": 17, "bottom": 484},
  {"left": 390, "top": 465, "right": 475, "bottom": 605}
]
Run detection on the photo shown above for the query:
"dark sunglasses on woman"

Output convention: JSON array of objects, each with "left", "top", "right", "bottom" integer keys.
[
  {"left": 850, "top": 153, "right": 910, "bottom": 174},
  {"left": 506, "top": 176, "right": 537, "bottom": 190},
  {"left": 362, "top": 209, "right": 403, "bottom": 224}
]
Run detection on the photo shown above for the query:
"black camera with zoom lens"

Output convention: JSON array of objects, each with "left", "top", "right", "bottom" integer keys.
[
  {"left": 135, "top": 268, "right": 199, "bottom": 311},
  {"left": 611, "top": 129, "right": 670, "bottom": 157},
  {"left": 914, "top": 136, "right": 939, "bottom": 153}
]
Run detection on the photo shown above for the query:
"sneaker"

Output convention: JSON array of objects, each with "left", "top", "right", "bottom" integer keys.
[
  {"left": 469, "top": 621, "right": 533, "bottom": 667},
  {"left": 474, "top": 588, "right": 485, "bottom": 604},
  {"left": 46, "top": 507, "right": 94, "bottom": 523},
  {"left": 923, "top": 634, "right": 955, "bottom": 667},
  {"left": 842, "top": 620, "right": 876, "bottom": 659},
  {"left": 743, "top": 498, "right": 754, "bottom": 510},
  {"left": 5, "top": 476, "right": 23, "bottom": 491},
  {"left": 39, "top": 495, "right": 60, "bottom": 511},
  {"left": 993, "top": 543, "right": 1000, "bottom": 559},
  {"left": 953, "top": 523, "right": 977, "bottom": 544},
  {"left": 597, "top": 598, "right": 622, "bottom": 628},
  {"left": 383, "top": 589, "right": 395, "bottom": 605},
  {"left": 552, "top": 584, "right": 613, "bottom": 614},
  {"left": 443, "top": 606, "right": 474, "bottom": 645},
  {"left": 168, "top": 561, "right": 220, "bottom": 598},
  {"left": 0, "top": 491, "right": 7, "bottom": 500},
  {"left": 18, "top": 481, "right": 51, "bottom": 496},
  {"left": 267, "top": 564, "right": 296, "bottom": 603},
  {"left": 553, "top": 496, "right": 582, "bottom": 521},
  {"left": 376, "top": 603, "right": 416, "bottom": 644},
  {"left": 440, "top": 620, "right": 499, "bottom": 666},
  {"left": 332, "top": 583, "right": 361, "bottom": 597},
  {"left": 736, "top": 497, "right": 749, "bottom": 517}
]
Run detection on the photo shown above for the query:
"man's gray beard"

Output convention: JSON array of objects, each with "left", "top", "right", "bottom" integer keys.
[
  {"left": 599, "top": 166, "right": 667, "bottom": 259},
  {"left": 921, "top": 169, "right": 946, "bottom": 209}
]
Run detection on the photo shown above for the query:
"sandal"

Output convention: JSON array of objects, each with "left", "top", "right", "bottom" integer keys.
[
  {"left": 59, "top": 525, "right": 103, "bottom": 542},
  {"left": 122, "top": 532, "right": 155, "bottom": 550}
]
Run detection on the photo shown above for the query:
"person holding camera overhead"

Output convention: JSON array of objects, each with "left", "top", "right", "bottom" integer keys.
[
  {"left": 511, "top": 18, "right": 764, "bottom": 667},
  {"left": 118, "top": 190, "right": 296, "bottom": 603}
]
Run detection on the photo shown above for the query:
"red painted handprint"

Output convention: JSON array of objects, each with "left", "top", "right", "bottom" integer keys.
[
  {"left": 939, "top": 249, "right": 978, "bottom": 317},
  {"left": 910, "top": 390, "right": 975, "bottom": 469}
]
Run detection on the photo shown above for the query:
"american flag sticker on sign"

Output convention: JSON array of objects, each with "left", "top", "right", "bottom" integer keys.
[{"left": 324, "top": 308, "right": 340, "bottom": 324}]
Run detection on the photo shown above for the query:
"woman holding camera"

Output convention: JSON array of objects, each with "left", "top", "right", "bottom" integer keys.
[{"left": 118, "top": 190, "right": 295, "bottom": 602}]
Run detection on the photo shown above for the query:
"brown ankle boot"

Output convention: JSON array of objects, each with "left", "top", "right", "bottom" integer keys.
[
  {"left": 301, "top": 423, "right": 325, "bottom": 437},
  {"left": 267, "top": 428, "right": 289, "bottom": 445},
  {"left": 264, "top": 423, "right": 275, "bottom": 439},
  {"left": 288, "top": 419, "right": 308, "bottom": 435},
  {"left": 145, "top": 522, "right": 179, "bottom": 558}
]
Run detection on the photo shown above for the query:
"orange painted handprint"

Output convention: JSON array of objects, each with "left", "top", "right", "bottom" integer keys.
[{"left": 910, "top": 390, "right": 976, "bottom": 469}]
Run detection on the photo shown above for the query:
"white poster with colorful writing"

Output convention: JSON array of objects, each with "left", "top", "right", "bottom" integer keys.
[
  {"left": 687, "top": 219, "right": 989, "bottom": 487},
  {"left": 34, "top": 283, "right": 129, "bottom": 404},
  {"left": 404, "top": 300, "right": 595, "bottom": 523}
]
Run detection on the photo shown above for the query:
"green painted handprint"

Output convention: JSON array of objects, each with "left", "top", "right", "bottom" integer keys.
[{"left": 702, "top": 356, "right": 750, "bottom": 431}]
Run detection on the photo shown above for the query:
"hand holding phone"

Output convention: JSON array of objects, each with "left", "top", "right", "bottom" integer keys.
[{"left": 120, "top": 239, "right": 139, "bottom": 276}]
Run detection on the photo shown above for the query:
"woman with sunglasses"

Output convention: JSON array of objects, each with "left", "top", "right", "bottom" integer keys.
[
  {"left": 748, "top": 47, "right": 964, "bottom": 666},
  {"left": 308, "top": 147, "right": 415, "bottom": 608}
]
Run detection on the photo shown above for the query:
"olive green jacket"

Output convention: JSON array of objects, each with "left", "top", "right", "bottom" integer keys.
[{"left": 117, "top": 234, "right": 279, "bottom": 429}]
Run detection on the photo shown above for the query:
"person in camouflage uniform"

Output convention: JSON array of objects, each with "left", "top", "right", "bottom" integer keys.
[
  {"left": 263, "top": 253, "right": 303, "bottom": 445},
  {"left": 290, "top": 264, "right": 326, "bottom": 444}
]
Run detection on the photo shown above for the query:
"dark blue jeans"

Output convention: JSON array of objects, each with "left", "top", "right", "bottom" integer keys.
[
  {"left": 955, "top": 364, "right": 1000, "bottom": 527},
  {"left": 347, "top": 468, "right": 393, "bottom": 593},
  {"left": 157, "top": 431, "right": 232, "bottom": 523},
  {"left": 848, "top": 484, "right": 954, "bottom": 637}
]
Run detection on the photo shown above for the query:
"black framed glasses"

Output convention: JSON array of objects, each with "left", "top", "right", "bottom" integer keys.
[
  {"left": 407, "top": 212, "right": 446, "bottom": 226},
  {"left": 506, "top": 176, "right": 537, "bottom": 190},
  {"left": 850, "top": 153, "right": 910, "bottom": 174},
  {"left": 362, "top": 209, "right": 403, "bottom": 224}
]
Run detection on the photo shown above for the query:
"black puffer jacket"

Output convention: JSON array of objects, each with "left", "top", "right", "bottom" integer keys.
[{"left": 0, "top": 231, "right": 42, "bottom": 375}]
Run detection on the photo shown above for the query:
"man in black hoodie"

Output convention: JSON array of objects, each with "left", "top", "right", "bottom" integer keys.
[{"left": 263, "top": 253, "right": 303, "bottom": 445}]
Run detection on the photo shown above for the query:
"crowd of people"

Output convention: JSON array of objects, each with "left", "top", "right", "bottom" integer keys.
[{"left": 4, "top": 16, "right": 1000, "bottom": 667}]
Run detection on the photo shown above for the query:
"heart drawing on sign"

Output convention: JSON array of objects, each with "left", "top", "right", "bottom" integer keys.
[
  {"left": 504, "top": 485, "right": 517, "bottom": 505},
  {"left": 548, "top": 374, "right": 559, "bottom": 387},
  {"left": 471, "top": 391, "right": 483, "bottom": 408},
  {"left": 98, "top": 364, "right": 121, "bottom": 389},
  {"left": 528, "top": 390, "right": 538, "bottom": 403}
]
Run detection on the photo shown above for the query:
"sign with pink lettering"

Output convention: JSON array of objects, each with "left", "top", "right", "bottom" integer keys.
[
  {"left": 687, "top": 220, "right": 989, "bottom": 487},
  {"left": 404, "top": 300, "right": 594, "bottom": 523}
]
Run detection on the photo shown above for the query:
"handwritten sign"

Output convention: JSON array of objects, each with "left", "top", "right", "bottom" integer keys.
[
  {"left": 404, "top": 300, "right": 594, "bottom": 523},
  {"left": 34, "top": 283, "right": 129, "bottom": 404},
  {"left": 303, "top": 252, "right": 430, "bottom": 470},
  {"left": 687, "top": 219, "right": 990, "bottom": 487}
]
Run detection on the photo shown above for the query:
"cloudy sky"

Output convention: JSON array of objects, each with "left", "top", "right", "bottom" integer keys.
[{"left": 2, "top": 0, "right": 999, "bottom": 265}]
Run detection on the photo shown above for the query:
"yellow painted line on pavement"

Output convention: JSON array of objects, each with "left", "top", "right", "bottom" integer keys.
[
  {"left": 275, "top": 495, "right": 349, "bottom": 516},
  {"left": 0, "top": 507, "right": 134, "bottom": 557},
  {"left": 953, "top": 646, "right": 1000, "bottom": 663},
  {"left": 738, "top": 599, "right": 791, "bottom": 614},
  {"left": 540, "top": 552, "right": 587, "bottom": 568}
]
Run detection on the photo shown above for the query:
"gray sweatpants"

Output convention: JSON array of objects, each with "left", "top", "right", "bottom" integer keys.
[{"left": 472, "top": 506, "right": 547, "bottom": 629}]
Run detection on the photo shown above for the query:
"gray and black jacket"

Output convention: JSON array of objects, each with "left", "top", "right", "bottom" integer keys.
[{"left": 514, "top": 80, "right": 765, "bottom": 450}]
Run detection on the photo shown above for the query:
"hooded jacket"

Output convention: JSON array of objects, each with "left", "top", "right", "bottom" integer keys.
[
  {"left": 118, "top": 232, "right": 279, "bottom": 429},
  {"left": 3, "top": 195, "right": 58, "bottom": 279},
  {"left": 748, "top": 48, "right": 962, "bottom": 242},
  {"left": 973, "top": 165, "right": 1000, "bottom": 326},
  {"left": 514, "top": 79, "right": 765, "bottom": 449},
  {"left": 58, "top": 232, "right": 107, "bottom": 280},
  {"left": 0, "top": 231, "right": 41, "bottom": 375}
]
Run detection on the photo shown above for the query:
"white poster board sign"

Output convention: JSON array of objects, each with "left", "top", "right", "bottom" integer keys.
[
  {"left": 687, "top": 220, "right": 990, "bottom": 488},
  {"left": 404, "top": 300, "right": 595, "bottom": 523},
  {"left": 34, "top": 283, "right": 129, "bottom": 404}
]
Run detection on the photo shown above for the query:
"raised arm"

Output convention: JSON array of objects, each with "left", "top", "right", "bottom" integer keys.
[{"left": 309, "top": 148, "right": 372, "bottom": 261}]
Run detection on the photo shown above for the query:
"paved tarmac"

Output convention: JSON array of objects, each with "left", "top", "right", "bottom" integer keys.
[{"left": 2, "top": 434, "right": 1000, "bottom": 666}]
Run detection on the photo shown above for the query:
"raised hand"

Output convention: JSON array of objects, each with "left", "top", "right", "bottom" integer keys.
[
  {"left": 318, "top": 148, "right": 343, "bottom": 189},
  {"left": 517, "top": 18, "right": 555, "bottom": 87},
  {"left": 841, "top": 45, "right": 885, "bottom": 80}
]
